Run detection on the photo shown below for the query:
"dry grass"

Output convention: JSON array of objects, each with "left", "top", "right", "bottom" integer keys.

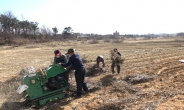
[
  {"left": 103, "top": 39, "right": 111, "bottom": 43},
  {"left": 112, "top": 39, "right": 124, "bottom": 43},
  {"left": 89, "top": 39, "right": 99, "bottom": 44}
]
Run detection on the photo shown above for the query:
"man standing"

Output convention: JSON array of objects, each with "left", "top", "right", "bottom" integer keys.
[
  {"left": 111, "top": 48, "right": 121, "bottom": 74},
  {"left": 61, "top": 48, "right": 88, "bottom": 97}
]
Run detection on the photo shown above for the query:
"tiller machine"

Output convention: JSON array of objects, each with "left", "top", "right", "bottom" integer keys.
[{"left": 17, "top": 64, "right": 69, "bottom": 106}]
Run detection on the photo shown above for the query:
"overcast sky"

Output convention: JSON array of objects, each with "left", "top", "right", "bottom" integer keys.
[{"left": 0, "top": 0, "right": 184, "bottom": 35}]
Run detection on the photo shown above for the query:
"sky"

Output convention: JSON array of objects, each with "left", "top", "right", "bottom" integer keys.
[{"left": 0, "top": 0, "right": 184, "bottom": 35}]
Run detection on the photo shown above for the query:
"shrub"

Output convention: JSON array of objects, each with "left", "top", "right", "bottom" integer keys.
[
  {"left": 89, "top": 39, "right": 99, "bottom": 44},
  {"left": 103, "top": 38, "right": 110, "bottom": 43},
  {"left": 112, "top": 39, "right": 124, "bottom": 43}
]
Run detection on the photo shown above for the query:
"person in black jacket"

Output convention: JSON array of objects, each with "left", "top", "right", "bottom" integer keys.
[
  {"left": 61, "top": 48, "right": 88, "bottom": 97},
  {"left": 111, "top": 48, "right": 121, "bottom": 74}
]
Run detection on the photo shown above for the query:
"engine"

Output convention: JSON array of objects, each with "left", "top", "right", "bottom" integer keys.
[{"left": 48, "top": 75, "right": 67, "bottom": 90}]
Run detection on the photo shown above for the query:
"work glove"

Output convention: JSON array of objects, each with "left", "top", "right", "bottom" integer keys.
[{"left": 58, "top": 63, "right": 62, "bottom": 66}]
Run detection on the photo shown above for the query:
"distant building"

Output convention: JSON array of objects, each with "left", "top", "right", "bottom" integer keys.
[
  {"left": 113, "top": 31, "right": 119, "bottom": 36},
  {"left": 105, "top": 34, "right": 112, "bottom": 36}
]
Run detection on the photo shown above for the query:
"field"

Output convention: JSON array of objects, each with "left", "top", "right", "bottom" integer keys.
[{"left": 0, "top": 38, "right": 184, "bottom": 110}]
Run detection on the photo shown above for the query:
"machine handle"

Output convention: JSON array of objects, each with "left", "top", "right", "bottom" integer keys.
[{"left": 40, "top": 68, "right": 45, "bottom": 76}]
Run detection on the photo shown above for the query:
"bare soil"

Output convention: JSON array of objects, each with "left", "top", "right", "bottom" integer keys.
[{"left": 0, "top": 38, "right": 184, "bottom": 110}]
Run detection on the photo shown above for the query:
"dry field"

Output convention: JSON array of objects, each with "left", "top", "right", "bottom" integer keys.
[{"left": 0, "top": 38, "right": 184, "bottom": 110}]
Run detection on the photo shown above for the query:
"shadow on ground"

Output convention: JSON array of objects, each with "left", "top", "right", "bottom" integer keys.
[{"left": 100, "top": 74, "right": 114, "bottom": 86}]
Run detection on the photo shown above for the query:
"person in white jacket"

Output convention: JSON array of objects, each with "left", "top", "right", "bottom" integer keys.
[{"left": 96, "top": 55, "right": 105, "bottom": 68}]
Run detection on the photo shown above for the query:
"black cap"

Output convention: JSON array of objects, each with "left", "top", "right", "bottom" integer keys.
[
  {"left": 54, "top": 50, "right": 60, "bottom": 54},
  {"left": 65, "top": 48, "right": 75, "bottom": 54}
]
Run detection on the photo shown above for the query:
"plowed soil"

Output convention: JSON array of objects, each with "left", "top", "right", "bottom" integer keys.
[{"left": 0, "top": 38, "right": 183, "bottom": 110}]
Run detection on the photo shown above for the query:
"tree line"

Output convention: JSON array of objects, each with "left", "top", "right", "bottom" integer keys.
[{"left": 0, "top": 11, "right": 74, "bottom": 45}]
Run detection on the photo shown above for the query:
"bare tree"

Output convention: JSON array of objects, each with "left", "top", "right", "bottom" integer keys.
[
  {"left": 62, "top": 26, "right": 73, "bottom": 39},
  {"left": 0, "top": 14, "right": 9, "bottom": 33},
  {"left": 30, "top": 22, "right": 39, "bottom": 35},
  {"left": 0, "top": 22, "right": 2, "bottom": 33},
  {"left": 40, "top": 25, "right": 52, "bottom": 37},
  {"left": 10, "top": 18, "right": 20, "bottom": 34},
  {"left": 52, "top": 26, "right": 58, "bottom": 37},
  {"left": 19, "top": 20, "right": 30, "bottom": 36},
  {"left": 15, "top": 20, "right": 21, "bottom": 34},
  {"left": 3, "top": 11, "right": 15, "bottom": 33}
]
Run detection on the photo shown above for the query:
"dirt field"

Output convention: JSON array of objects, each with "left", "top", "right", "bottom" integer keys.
[{"left": 0, "top": 38, "right": 184, "bottom": 110}]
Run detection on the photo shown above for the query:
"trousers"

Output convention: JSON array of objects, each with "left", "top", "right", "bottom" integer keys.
[
  {"left": 75, "top": 67, "right": 88, "bottom": 96},
  {"left": 111, "top": 62, "right": 120, "bottom": 74}
]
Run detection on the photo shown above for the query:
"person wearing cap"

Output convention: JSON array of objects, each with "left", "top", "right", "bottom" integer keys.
[
  {"left": 54, "top": 50, "right": 68, "bottom": 64},
  {"left": 61, "top": 48, "right": 89, "bottom": 97},
  {"left": 111, "top": 48, "right": 121, "bottom": 74},
  {"left": 54, "top": 50, "right": 69, "bottom": 82},
  {"left": 96, "top": 55, "right": 105, "bottom": 68}
]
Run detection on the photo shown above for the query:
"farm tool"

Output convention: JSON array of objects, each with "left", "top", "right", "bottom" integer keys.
[{"left": 16, "top": 64, "right": 69, "bottom": 107}]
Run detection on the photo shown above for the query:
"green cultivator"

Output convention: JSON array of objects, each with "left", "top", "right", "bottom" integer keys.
[{"left": 17, "top": 64, "right": 69, "bottom": 106}]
